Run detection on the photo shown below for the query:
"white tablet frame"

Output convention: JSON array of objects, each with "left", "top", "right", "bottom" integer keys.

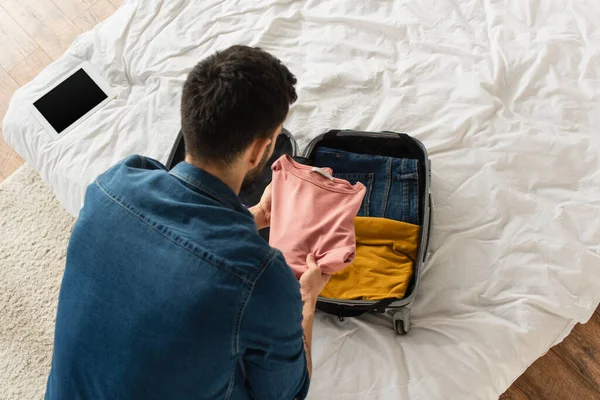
[{"left": 28, "top": 62, "right": 116, "bottom": 140}]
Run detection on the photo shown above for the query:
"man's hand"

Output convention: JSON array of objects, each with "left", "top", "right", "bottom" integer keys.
[
  {"left": 249, "top": 183, "right": 272, "bottom": 230},
  {"left": 299, "top": 254, "right": 331, "bottom": 304},
  {"left": 299, "top": 254, "right": 330, "bottom": 378}
]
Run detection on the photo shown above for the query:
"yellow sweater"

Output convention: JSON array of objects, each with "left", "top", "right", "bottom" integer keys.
[{"left": 320, "top": 217, "right": 420, "bottom": 301}]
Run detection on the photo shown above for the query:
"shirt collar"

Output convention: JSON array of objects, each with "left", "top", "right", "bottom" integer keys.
[{"left": 169, "top": 162, "right": 249, "bottom": 214}]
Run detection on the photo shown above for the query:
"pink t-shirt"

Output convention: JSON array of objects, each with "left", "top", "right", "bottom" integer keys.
[{"left": 269, "top": 155, "right": 366, "bottom": 278}]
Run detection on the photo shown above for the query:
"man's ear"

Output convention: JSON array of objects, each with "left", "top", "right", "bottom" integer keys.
[{"left": 247, "top": 137, "right": 272, "bottom": 169}]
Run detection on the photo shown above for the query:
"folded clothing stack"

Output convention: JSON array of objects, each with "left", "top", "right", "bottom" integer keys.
[{"left": 313, "top": 147, "right": 421, "bottom": 301}]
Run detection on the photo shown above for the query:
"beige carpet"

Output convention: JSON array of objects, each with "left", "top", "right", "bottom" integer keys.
[{"left": 0, "top": 164, "right": 75, "bottom": 399}]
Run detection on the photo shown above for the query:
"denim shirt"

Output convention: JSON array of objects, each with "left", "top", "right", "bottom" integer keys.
[{"left": 45, "top": 156, "right": 310, "bottom": 400}]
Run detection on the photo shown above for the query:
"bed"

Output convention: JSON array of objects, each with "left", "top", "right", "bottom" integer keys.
[{"left": 3, "top": 0, "right": 600, "bottom": 398}]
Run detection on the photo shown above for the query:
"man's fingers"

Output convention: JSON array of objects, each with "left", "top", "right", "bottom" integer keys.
[{"left": 306, "top": 253, "right": 318, "bottom": 269}]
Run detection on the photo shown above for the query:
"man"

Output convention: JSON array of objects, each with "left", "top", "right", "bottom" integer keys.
[{"left": 45, "top": 45, "right": 330, "bottom": 400}]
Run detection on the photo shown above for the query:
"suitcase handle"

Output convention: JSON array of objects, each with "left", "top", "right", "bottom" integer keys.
[
  {"left": 316, "top": 301, "right": 368, "bottom": 318},
  {"left": 333, "top": 130, "right": 402, "bottom": 139}
]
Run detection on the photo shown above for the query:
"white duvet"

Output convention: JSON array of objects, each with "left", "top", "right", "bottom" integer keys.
[{"left": 4, "top": 0, "right": 600, "bottom": 398}]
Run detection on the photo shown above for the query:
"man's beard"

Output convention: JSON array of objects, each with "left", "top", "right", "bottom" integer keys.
[{"left": 243, "top": 143, "right": 272, "bottom": 185}]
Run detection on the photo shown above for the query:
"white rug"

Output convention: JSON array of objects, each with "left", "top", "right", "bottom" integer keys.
[{"left": 0, "top": 165, "right": 75, "bottom": 399}]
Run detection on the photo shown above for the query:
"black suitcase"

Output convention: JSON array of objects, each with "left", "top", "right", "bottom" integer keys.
[{"left": 166, "top": 129, "right": 433, "bottom": 335}]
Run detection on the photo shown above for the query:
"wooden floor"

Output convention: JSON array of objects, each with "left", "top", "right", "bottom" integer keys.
[
  {"left": 501, "top": 306, "right": 600, "bottom": 399},
  {"left": 0, "top": 2, "right": 599, "bottom": 399}
]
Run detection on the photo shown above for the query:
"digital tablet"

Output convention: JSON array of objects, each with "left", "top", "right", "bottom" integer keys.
[{"left": 29, "top": 62, "right": 116, "bottom": 139}]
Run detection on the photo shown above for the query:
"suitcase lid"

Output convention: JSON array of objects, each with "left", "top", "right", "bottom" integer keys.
[{"left": 165, "top": 128, "right": 298, "bottom": 208}]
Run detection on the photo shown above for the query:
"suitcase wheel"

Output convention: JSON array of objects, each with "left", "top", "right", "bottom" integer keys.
[
  {"left": 393, "top": 308, "right": 411, "bottom": 335},
  {"left": 394, "top": 320, "right": 407, "bottom": 335}
]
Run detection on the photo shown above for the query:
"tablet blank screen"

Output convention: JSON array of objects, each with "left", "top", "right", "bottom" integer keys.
[{"left": 33, "top": 68, "right": 108, "bottom": 134}]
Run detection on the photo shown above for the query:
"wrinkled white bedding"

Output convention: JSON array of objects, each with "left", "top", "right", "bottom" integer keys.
[{"left": 4, "top": 0, "right": 600, "bottom": 398}]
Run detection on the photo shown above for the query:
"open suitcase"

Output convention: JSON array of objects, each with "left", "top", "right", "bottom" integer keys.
[{"left": 166, "top": 129, "right": 432, "bottom": 335}]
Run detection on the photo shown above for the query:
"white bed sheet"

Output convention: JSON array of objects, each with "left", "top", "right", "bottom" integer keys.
[{"left": 4, "top": 0, "right": 600, "bottom": 398}]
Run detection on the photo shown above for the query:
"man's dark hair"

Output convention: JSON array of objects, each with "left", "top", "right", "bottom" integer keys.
[{"left": 181, "top": 45, "right": 297, "bottom": 164}]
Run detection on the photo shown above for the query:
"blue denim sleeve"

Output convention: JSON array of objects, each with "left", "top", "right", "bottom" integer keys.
[{"left": 240, "top": 253, "right": 310, "bottom": 400}]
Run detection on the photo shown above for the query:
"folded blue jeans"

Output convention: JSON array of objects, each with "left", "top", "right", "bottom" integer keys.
[{"left": 313, "top": 147, "right": 419, "bottom": 224}]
